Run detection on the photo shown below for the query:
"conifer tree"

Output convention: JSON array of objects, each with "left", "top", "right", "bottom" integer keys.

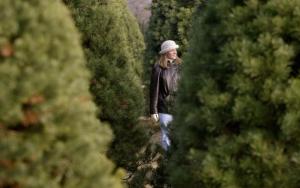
[
  {"left": 169, "top": 0, "right": 300, "bottom": 187},
  {"left": 0, "top": 1, "right": 123, "bottom": 187},
  {"left": 64, "top": 0, "right": 147, "bottom": 171}
]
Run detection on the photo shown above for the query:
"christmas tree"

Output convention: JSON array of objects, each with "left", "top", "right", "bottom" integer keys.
[
  {"left": 0, "top": 0, "right": 123, "bottom": 187},
  {"left": 64, "top": 0, "right": 148, "bottom": 171},
  {"left": 170, "top": 0, "right": 300, "bottom": 187}
]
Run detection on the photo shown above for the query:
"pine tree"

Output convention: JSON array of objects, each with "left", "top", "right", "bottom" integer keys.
[
  {"left": 169, "top": 0, "right": 300, "bottom": 187},
  {"left": 64, "top": 0, "right": 148, "bottom": 171},
  {"left": 0, "top": 0, "right": 123, "bottom": 187}
]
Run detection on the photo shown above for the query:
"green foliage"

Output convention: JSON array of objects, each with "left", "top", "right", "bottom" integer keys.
[
  {"left": 64, "top": 0, "right": 148, "bottom": 171},
  {"left": 0, "top": 0, "right": 124, "bottom": 187},
  {"left": 169, "top": 0, "right": 300, "bottom": 187}
]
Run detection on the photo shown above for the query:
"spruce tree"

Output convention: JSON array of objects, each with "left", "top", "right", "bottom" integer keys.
[
  {"left": 170, "top": 0, "right": 300, "bottom": 187},
  {"left": 0, "top": 0, "right": 123, "bottom": 187},
  {"left": 64, "top": 0, "right": 148, "bottom": 171}
]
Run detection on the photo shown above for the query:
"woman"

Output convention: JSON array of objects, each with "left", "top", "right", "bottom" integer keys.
[{"left": 150, "top": 40, "right": 182, "bottom": 151}]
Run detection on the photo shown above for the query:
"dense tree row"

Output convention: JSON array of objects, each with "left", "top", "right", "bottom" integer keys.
[{"left": 4, "top": 0, "right": 300, "bottom": 187}]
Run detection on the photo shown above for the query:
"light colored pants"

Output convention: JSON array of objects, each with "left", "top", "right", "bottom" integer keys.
[{"left": 158, "top": 113, "right": 173, "bottom": 151}]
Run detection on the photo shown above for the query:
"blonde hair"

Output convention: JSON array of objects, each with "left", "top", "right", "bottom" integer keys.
[{"left": 158, "top": 54, "right": 182, "bottom": 69}]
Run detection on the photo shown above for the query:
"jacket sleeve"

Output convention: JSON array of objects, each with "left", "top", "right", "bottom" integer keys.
[{"left": 149, "top": 64, "right": 160, "bottom": 114}]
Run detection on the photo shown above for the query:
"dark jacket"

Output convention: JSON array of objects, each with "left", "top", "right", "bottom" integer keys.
[{"left": 150, "top": 61, "right": 180, "bottom": 114}]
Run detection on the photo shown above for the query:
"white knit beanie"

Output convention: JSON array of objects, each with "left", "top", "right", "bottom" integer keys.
[{"left": 159, "top": 40, "right": 179, "bottom": 54}]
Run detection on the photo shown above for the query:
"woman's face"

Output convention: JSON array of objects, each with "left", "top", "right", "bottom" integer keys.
[{"left": 166, "top": 49, "right": 177, "bottom": 60}]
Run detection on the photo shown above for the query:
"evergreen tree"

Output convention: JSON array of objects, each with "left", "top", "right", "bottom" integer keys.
[
  {"left": 169, "top": 0, "right": 300, "bottom": 187},
  {"left": 0, "top": 0, "right": 123, "bottom": 187},
  {"left": 64, "top": 0, "right": 148, "bottom": 171}
]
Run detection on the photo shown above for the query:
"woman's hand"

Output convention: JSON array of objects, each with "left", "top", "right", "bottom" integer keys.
[{"left": 151, "top": 114, "right": 159, "bottom": 122}]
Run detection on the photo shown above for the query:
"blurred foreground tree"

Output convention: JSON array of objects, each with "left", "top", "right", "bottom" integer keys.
[{"left": 0, "top": 0, "right": 123, "bottom": 187}]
